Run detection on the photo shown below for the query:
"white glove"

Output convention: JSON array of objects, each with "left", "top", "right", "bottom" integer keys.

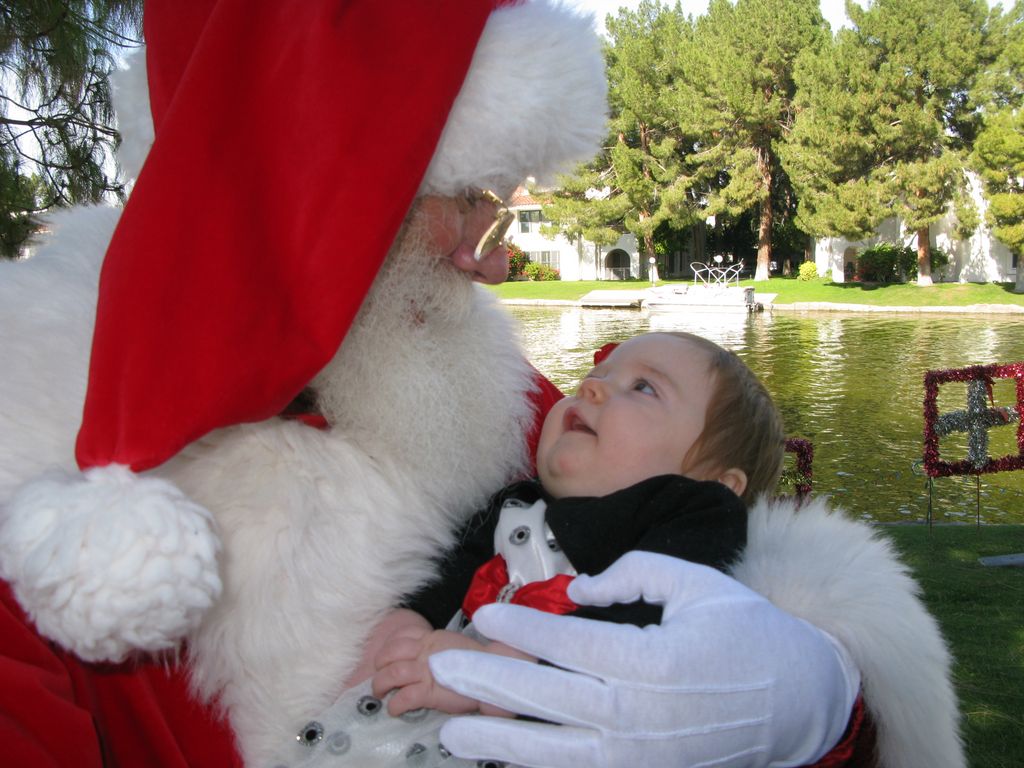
[{"left": 429, "top": 551, "right": 859, "bottom": 768}]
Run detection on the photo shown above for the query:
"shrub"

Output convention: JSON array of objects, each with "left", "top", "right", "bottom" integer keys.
[
  {"left": 523, "top": 261, "right": 560, "bottom": 281},
  {"left": 506, "top": 242, "right": 529, "bottom": 280},
  {"left": 895, "top": 247, "right": 917, "bottom": 280},
  {"left": 797, "top": 261, "right": 818, "bottom": 281},
  {"left": 856, "top": 243, "right": 914, "bottom": 283},
  {"left": 927, "top": 247, "right": 951, "bottom": 278},
  {"left": 857, "top": 243, "right": 952, "bottom": 283},
  {"left": 903, "top": 246, "right": 951, "bottom": 280}
]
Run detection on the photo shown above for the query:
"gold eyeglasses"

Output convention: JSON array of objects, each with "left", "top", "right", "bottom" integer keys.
[{"left": 456, "top": 188, "right": 515, "bottom": 261}]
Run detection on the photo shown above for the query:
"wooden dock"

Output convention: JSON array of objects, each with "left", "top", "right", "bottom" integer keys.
[{"left": 577, "top": 290, "right": 646, "bottom": 308}]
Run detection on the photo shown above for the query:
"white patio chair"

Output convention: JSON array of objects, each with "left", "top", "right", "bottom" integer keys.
[
  {"left": 722, "top": 263, "right": 743, "bottom": 286},
  {"left": 690, "top": 262, "right": 711, "bottom": 287}
]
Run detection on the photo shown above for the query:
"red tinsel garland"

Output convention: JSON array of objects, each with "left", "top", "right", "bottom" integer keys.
[
  {"left": 923, "top": 361, "right": 1024, "bottom": 478},
  {"left": 785, "top": 437, "right": 814, "bottom": 498}
]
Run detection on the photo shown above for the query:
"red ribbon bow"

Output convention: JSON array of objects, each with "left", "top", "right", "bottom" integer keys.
[
  {"left": 462, "top": 555, "right": 577, "bottom": 620},
  {"left": 593, "top": 342, "right": 619, "bottom": 365}
]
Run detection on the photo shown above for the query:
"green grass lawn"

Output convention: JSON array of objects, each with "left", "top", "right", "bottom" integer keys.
[
  {"left": 880, "top": 524, "right": 1024, "bottom": 767},
  {"left": 487, "top": 278, "right": 1024, "bottom": 307},
  {"left": 487, "top": 279, "right": 615, "bottom": 301},
  {"left": 764, "top": 278, "right": 1024, "bottom": 306}
]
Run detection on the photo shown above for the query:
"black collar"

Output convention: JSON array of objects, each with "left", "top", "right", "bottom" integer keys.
[{"left": 501, "top": 475, "right": 747, "bottom": 576}]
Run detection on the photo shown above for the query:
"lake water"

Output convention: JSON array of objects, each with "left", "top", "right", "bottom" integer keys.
[{"left": 509, "top": 305, "right": 1024, "bottom": 524}]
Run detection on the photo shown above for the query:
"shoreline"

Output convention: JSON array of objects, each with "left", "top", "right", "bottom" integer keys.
[
  {"left": 770, "top": 301, "right": 1024, "bottom": 315},
  {"left": 500, "top": 296, "right": 1024, "bottom": 315}
]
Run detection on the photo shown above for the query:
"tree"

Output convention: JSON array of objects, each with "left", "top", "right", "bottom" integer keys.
[
  {"left": 0, "top": 0, "right": 142, "bottom": 257},
  {"left": 971, "top": 0, "right": 1024, "bottom": 293},
  {"left": 542, "top": 1, "right": 698, "bottom": 270},
  {"left": 670, "top": 0, "right": 828, "bottom": 281},
  {"left": 781, "top": 0, "right": 990, "bottom": 285}
]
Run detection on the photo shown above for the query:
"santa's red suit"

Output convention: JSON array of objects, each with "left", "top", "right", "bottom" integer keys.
[{"left": 0, "top": 2, "right": 962, "bottom": 767}]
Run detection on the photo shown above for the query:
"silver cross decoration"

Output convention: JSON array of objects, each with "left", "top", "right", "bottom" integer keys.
[{"left": 934, "top": 379, "right": 1021, "bottom": 469}]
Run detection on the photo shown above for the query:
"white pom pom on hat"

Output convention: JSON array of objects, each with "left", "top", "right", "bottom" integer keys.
[
  {"left": 0, "top": 0, "right": 607, "bottom": 662},
  {"left": 0, "top": 466, "right": 220, "bottom": 662}
]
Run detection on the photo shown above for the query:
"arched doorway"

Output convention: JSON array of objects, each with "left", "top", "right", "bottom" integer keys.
[
  {"left": 843, "top": 246, "right": 857, "bottom": 282},
  {"left": 604, "top": 249, "right": 631, "bottom": 280}
]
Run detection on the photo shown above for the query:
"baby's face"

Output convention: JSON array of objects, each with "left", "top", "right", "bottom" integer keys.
[{"left": 536, "top": 334, "right": 715, "bottom": 499}]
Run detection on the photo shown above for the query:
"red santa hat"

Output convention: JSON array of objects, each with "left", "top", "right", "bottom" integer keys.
[{"left": 0, "top": 0, "right": 606, "bottom": 661}]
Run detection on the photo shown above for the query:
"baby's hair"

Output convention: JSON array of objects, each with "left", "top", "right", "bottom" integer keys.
[{"left": 666, "top": 332, "right": 785, "bottom": 504}]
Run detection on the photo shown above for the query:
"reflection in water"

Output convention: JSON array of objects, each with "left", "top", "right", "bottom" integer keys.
[{"left": 510, "top": 306, "right": 1024, "bottom": 524}]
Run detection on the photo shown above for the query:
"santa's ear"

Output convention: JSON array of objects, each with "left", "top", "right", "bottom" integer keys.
[{"left": 716, "top": 467, "right": 748, "bottom": 498}]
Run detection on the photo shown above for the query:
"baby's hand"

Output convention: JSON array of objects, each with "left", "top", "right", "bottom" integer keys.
[{"left": 371, "top": 627, "right": 488, "bottom": 716}]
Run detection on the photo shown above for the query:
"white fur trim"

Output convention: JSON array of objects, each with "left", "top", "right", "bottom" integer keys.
[
  {"left": 421, "top": 0, "right": 608, "bottom": 196},
  {"left": 731, "top": 497, "right": 965, "bottom": 768},
  {"left": 0, "top": 205, "right": 116, "bottom": 502},
  {"left": 0, "top": 465, "right": 221, "bottom": 662},
  {"left": 109, "top": 49, "right": 154, "bottom": 184}
]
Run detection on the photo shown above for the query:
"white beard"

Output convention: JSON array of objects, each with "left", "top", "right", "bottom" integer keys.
[
  {"left": 0, "top": 204, "right": 536, "bottom": 766},
  {"left": 163, "top": 213, "right": 537, "bottom": 765}
]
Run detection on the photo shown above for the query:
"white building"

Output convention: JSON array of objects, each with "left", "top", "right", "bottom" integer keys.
[
  {"left": 813, "top": 173, "right": 1019, "bottom": 285},
  {"left": 508, "top": 177, "right": 1020, "bottom": 286},
  {"left": 506, "top": 188, "right": 642, "bottom": 280}
]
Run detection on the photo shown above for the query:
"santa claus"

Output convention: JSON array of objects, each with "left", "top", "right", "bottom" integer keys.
[{"left": 0, "top": 2, "right": 963, "bottom": 768}]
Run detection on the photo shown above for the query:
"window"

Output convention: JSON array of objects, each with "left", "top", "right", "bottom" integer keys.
[
  {"left": 518, "top": 209, "right": 544, "bottom": 233},
  {"left": 528, "top": 251, "right": 560, "bottom": 270}
]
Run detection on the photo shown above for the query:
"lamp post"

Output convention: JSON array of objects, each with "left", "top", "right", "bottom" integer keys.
[{"left": 649, "top": 256, "right": 658, "bottom": 286}]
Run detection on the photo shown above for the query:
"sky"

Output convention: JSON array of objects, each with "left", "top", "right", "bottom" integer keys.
[{"left": 568, "top": 0, "right": 855, "bottom": 34}]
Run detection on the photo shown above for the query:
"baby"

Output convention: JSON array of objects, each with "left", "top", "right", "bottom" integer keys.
[
  {"left": 365, "top": 330, "right": 786, "bottom": 716},
  {"left": 271, "top": 332, "right": 853, "bottom": 767}
]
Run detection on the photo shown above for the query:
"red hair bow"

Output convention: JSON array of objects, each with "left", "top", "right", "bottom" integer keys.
[{"left": 593, "top": 342, "right": 619, "bottom": 365}]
